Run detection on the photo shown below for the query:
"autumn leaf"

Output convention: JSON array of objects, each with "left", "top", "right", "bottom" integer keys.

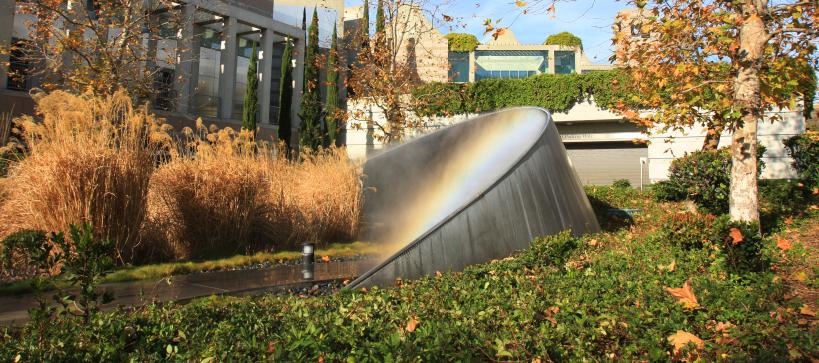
[
  {"left": 658, "top": 260, "right": 676, "bottom": 272},
  {"left": 515, "top": 0, "right": 528, "bottom": 7},
  {"left": 729, "top": 228, "right": 744, "bottom": 245},
  {"left": 665, "top": 280, "right": 699, "bottom": 309},
  {"left": 799, "top": 305, "right": 816, "bottom": 317},
  {"left": 321, "top": 255, "right": 330, "bottom": 262},
  {"left": 776, "top": 238, "right": 792, "bottom": 251},
  {"left": 405, "top": 316, "right": 419, "bottom": 333},
  {"left": 668, "top": 330, "right": 704, "bottom": 354}
]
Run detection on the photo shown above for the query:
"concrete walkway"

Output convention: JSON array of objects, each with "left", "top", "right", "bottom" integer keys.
[{"left": 0, "top": 259, "right": 376, "bottom": 325}]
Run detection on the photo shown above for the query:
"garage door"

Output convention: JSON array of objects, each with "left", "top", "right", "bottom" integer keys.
[{"left": 564, "top": 142, "right": 648, "bottom": 186}]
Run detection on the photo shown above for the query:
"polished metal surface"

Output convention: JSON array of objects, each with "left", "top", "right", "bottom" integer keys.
[{"left": 349, "top": 108, "right": 600, "bottom": 288}]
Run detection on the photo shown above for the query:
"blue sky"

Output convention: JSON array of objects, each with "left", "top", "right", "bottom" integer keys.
[{"left": 344, "top": 0, "right": 630, "bottom": 65}]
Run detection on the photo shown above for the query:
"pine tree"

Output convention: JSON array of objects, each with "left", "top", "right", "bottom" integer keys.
[
  {"left": 324, "top": 27, "right": 340, "bottom": 147},
  {"left": 298, "top": 7, "right": 322, "bottom": 150},
  {"left": 242, "top": 42, "right": 258, "bottom": 135},
  {"left": 277, "top": 38, "right": 293, "bottom": 148}
]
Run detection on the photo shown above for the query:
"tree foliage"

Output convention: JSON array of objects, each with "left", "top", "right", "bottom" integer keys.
[
  {"left": 445, "top": 33, "right": 480, "bottom": 52},
  {"left": 348, "top": 0, "right": 450, "bottom": 143},
  {"left": 6, "top": 0, "right": 187, "bottom": 99},
  {"left": 299, "top": 8, "right": 323, "bottom": 150},
  {"left": 613, "top": 0, "right": 818, "bottom": 222},
  {"left": 242, "top": 43, "right": 258, "bottom": 135},
  {"left": 544, "top": 31, "right": 583, "bottom": 49}
]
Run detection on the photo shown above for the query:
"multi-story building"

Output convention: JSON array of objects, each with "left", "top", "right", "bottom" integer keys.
[
  {"left": 0, "top": 0, "right": 345, "bottom": 145},
  {"left": 447, "top": 29, "right": 612, "bottom": 83}
]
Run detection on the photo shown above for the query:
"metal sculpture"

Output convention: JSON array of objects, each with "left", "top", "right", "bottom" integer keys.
[{"left": 349, "top": 108, "right": 599, "bottom": 288}]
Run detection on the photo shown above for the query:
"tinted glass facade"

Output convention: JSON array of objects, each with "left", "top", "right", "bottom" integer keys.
[
  {"left": 448, "top": 52, "right": 469, "bottom": 83},
  {"left": 554, "top": 51, "right": 576, "bottom": 74},
  {"left": 474, "top": 50, "right": 548, "bottom": 80}
]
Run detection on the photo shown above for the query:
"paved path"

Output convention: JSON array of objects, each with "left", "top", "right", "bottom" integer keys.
[{"left": 0, "top": 260, "right": 376, "bottom": 325}]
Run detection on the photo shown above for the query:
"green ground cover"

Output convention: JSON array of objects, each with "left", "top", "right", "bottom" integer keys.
[
  {"left": 1, "top": 187, "right": 816, "bottom": 361},
  {"left": 0, "top": 242, "right": 376, "bottom": 296}
]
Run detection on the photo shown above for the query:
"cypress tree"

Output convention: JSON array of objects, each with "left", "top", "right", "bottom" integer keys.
[
  {"left": 298, "top": 8, "right": 322, "bottom": 150},
  {"left": 277, "top": 38, "right": 293, "bottom": 148},
  {"left": 360, "top": 0, "right": 370, "bottom": 52},
  {"left": 324, "top": 27, "right": 340, "bottom": 147},
  {"left": 374, "top": 0, "right": 387, "bottom": 67},
  {"left": 376, "top": 0, "right": 385, "bottom": 35},
  {"left": 242, "top": 42, "right": 258, "bottom": 135}
]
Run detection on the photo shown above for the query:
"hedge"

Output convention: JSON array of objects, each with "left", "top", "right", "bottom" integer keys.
[{"left": 412, "top": 70, "right": 630, "bottom": 117}]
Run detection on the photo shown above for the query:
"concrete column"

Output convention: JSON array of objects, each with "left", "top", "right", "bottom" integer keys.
[
  {"left": 290, "top": 36, "right": 305, "bottom": 148},
  {"left": 0, "top": 0, "right": 16, "bottom": 90},
  {"left": 468, "top": 51, "right": 475, "bottom": 82},
  {"left": 174, "top": 4, "right": 196, "bottom": 114},
  {"left": 259, "top": 28, "right": 274, "bottom": 126},
  {"left": 575, "top": 49, "right": 582, "bottom": 74},
  {"left": 218, "top": 16, "right": 238, "bottom": 120},
  {"left": 547, "top": 49, "right": 555, "bottom": 74}
]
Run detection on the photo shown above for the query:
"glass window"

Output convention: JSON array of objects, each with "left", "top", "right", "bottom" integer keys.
[
  {"left": 448, "top": 52, "right": 469, "bottom": 83},
  {"left": 199, "top": 28, "right": 222, "bottom": 50},
  {"left": 238, "top": 38, "right": 259, "bottom": 59},
  {"left": 474, "top": 50, "right": 548, "bottom": 80},
  {"left": 554, "top": 51, "right": 576, "bottom": 74}
]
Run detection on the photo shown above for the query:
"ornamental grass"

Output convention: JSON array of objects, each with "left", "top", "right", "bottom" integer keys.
[
  {"left": 0, "top": 90, "right": 170, "bottom": 266},
  {"left": 0, "top": 91, "right": 363, "bottom": 273}
]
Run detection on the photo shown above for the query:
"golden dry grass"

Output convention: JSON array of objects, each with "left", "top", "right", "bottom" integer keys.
[
  {"left": 0, "top": 91, "right": 170, "bottom": 264},
  {"left": 0, "top": 90, "right": 362, "bottom": 272},
  {"left": 145, "top": 121, "right": 362, "bottom": 261}
]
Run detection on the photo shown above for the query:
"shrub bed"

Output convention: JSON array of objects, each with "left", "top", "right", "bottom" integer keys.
[{"left": 1, "top": 188, "right": 815, "bottom": 361}]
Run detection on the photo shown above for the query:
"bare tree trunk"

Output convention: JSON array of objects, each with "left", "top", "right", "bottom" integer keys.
[{"left": 729, "top": 9, "right": 767, "bottom": 223}]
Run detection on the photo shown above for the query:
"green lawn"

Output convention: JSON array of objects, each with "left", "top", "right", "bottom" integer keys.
[{"left": 1, "top": 187, "right": 816, "bottom": 361}]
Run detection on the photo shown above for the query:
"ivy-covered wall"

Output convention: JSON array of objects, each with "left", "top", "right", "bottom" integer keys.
[{"left": 412, "top": 70, "right": 629, "bottom": 117}]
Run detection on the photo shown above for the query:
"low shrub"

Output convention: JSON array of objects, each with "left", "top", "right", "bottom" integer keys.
[
  {"left": 657, "top": 146, "right": 765, "bottom": 215},
  {"left": 0, "top": 216, "right": 814, "bottom": 361},
  {"left": 656, "top": 212, "right": 769, "bottom": 273},
  {"left": 612, "top": 178, "right": 631, "bottom": 189},
  {"left": 784, "top": 131, "right": 819, "bottom": 188}
]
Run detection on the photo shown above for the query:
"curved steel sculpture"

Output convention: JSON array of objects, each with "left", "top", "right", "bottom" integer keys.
[{"left": 349, "top": 108, "right": 599, "bottom": 288}]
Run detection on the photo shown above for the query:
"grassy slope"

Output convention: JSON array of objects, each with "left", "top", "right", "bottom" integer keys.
[
  {"left": 0, "top": 242, "right": 377, "bottom": 295},
  {"left": 1, "top": 187, "right": 817, "bottom": 361}
]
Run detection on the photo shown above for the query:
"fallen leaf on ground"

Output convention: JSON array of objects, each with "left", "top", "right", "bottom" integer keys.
[
  {"left": 793, "top": 271, "right": 808, "bottom": 282},
  {"left": 658, "top": 260, "right": 676, "bottom": 272},
  {"left": 776, "top": 238, "right": 793, "bottom": 251},
  {"left": 665, "top": 280, "right": 699, "bottom": 309},
  {"left": 668, "top": 330, "right": 704, "bottom": 354},
  {"left": 405, "top": 316, "right": 419, "bottom": 332},
  {"left": 729, "top": 228, "right": 744, "bottom": 245},
  {"left": 321, "top": 255, "right": 330, "bottom": 262},
  {"left": 800, "top": 305, "right": 816, "bottom": 317}
]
